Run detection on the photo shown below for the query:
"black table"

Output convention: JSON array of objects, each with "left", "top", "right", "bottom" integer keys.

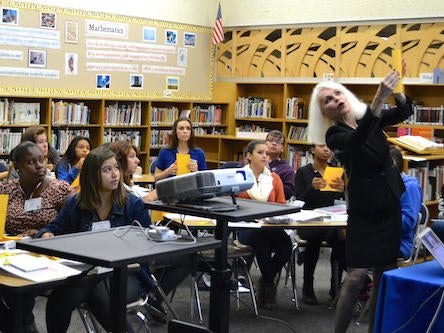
[
  {"left": 16, "top": 227, "right": 220, "bottom": 333},
  {"left": 145, "top": 197, "right": 301, "bottom": 333}
]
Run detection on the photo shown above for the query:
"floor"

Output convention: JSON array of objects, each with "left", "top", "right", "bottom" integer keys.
[{"left": 30, "top": 248, "right": 370, "bottom": 333}]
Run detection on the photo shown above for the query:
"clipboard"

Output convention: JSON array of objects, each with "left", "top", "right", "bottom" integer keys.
[{"left": 321, "top": 166, "right": 344, "bottom": 192}]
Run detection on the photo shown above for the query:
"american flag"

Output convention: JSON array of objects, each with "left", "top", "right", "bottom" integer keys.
[{"left": 212, "top": 3, "right": 224, "bottom": 45}]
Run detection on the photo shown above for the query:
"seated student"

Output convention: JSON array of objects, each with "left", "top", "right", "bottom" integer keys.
[
  {"left": 0, "top": 159, "right": 8, "bottom": 180},
  {"left": 154, "top": 117, "right": 206, "bottom": 181},
  {"left": 108, "top": 140, "right": 157, "bottom": 202},
  {"left": 294, "top": 144, "right": 345, "bottom": 305},
  {"left": 55, "top": 136, "right": 91, "bottom": 184},
  {"left": 0, "top": 141, "right": 71, "bottom": 333},
  {"left": 8, "top": 126, "right": 60, "bottom": 179},
  {"left": 389, "top": 146, "right": 423, "bottom": 259},
  {"left": 265, "top": 130, "right": 295, "bottom": 201},
  {"left": 36, "top": 146, "right": 150, "bottom": 333},
  {"left": 236, "top": 140, "right": 292, "bottom": 310},
  {"left": 108, "top": 140, "right": 191, "bottom": 322}
]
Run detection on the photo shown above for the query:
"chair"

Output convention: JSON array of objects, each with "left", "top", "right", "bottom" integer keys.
[
  {"left": 149, "top": 159, "right": 158, "bottom": 175},
  {"left": 277, "top": 239, "right": 300, "bottom": 310},
  {"left": 194, "top": 237, "right": 258, "bottom": 319}
]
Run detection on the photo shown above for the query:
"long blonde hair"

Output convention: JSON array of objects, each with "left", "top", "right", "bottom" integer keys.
[{"left": 307, "top": 81, "right": 367, "bottom": 144}]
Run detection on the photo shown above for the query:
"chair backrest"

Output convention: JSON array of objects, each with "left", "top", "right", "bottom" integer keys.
[
  {"left": 412, "top": 202, "right": 430, "bottom": 264},
  {"left": 220, "top": 161, "right": 241, "bottom": 169},
  {"left": 149, "top": 159, "right": 158, "bottom": 175}
]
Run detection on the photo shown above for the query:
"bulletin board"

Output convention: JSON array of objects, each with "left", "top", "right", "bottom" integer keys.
[{"left": 0, "top": 0, "right": 215, "bottom": 100}]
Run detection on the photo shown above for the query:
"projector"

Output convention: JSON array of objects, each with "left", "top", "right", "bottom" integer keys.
[{"left": 156, "top": 168, "right": 254, "bottom": 203}]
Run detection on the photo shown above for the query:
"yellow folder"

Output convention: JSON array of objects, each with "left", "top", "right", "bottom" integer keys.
[
  {"left": 392, "top": 49, "right": 404, "bottom": 94},
  {"left": 321, "top": 166, "right": 344, "bottom": 192},
  {"left": 176, "top": 153, "right": 191, "bottom": 176}
]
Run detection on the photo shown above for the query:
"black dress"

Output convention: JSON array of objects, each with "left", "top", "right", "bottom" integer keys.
[{"left": 326, "top": 96, "right": 414, "bottom": 267}]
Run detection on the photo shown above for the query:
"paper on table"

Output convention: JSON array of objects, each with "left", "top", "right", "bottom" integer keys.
[
  {"left": 0, "top": 255, "right": 81, "bottom": 282},
  {"left": 176, "top": 153, "right": 191, "bottom": 175},
  {"left": 286, "top": 210, "right": 326, "bottom": 222},
  {"left": 321, "top": 166, "right": 344, "bottom": 192}
]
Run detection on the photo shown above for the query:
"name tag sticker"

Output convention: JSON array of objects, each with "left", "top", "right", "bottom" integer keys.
[
  {"left": 92, "top": 220, "right": 111, "bottom": 231},
  {"left": 24, "top": 197, "right": 42, "bottom": 212}
]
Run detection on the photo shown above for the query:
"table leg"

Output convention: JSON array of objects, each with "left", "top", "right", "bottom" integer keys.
[
  {"left": 209, "top": 219, "right": 231, "bottom": 333},
  {"left": 111, "top": 266, "right": 128, "bottom": 332}
]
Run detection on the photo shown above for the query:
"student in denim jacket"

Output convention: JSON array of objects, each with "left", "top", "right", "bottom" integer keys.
[{"left": 37, "top": 146, "right": 150, "bottom": 333}]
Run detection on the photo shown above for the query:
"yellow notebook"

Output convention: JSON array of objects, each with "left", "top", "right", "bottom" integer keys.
[
  {"left": 321, "top": 166, "right": 344, "bottom": 192},
  {"left": 176, "top": 153, "right": 191, "bottom": 175}
]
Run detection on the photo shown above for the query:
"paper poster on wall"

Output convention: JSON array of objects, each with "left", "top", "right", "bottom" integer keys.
[
  {"left": 40, "top": 12, "right": 56, "bottom": 29},
  {"left": 0, "top": 0, "right": 213, "bottom": 100},
  {"left": 65, "top": 20, "right": 78, "bottom": 44},
  {"left": 143, "top": 27, "right": 156, "bottom": 42},
  {"left": 184, "top": 33, "right": 196, "bottom": 47},
  {"left": 96, "top": 74, "right": 110, "bottom": 89},
  {"left": 65, "top": 53, "right": 77, "bottom": 75},
  {"left": 2, "top": 7, "right": 18, "bottom": 24},
  {"left": 165, "top": 30, "right": 177, "bottom": 45},
  {"left": 130, "top": 74, "right": 143, "bottom": 89},
  {"left": 178, "top": 48, "right": 187, "bottom": 66},
  {"left": 166, "top": 76, "right": 179, "bottom": 90},
  {"left": 28, "top": 49, "right": 46, "bottom": 68}
]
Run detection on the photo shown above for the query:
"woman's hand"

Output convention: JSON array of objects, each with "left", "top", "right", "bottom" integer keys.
[
  {"left": 18, "top": 229, "right": 39, "bottom": 238},
  {"left": 329, "top": 177, "right": 345, "bottom": 193},
  {"left": 312, "top": 177, "right": 327, "bottom": 190},
  {"left": 370, "top": 69, "right": 401, "bottom": 115},
  {"left": 76, "top": 157, "right": 85, "bottom": 169},
  {"left": 188, "top": 159, "right": 198, "bottom": 172},
  {"left": 41, "top": 232, "right": 54, "bottom": 238},
  {"left": 167, "top": 161, "right": 177, "bottom": 176}
]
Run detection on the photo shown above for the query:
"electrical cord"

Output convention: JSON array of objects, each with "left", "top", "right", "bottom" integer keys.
[
  {"left": 391, "top": 286, "right": 444, "bottom": 333},
  {"left": 426, "top": 287, "right": 444, "bottom": 333},
  {"left": 113, "top": 220, "right": 196, "bottom": 245}
]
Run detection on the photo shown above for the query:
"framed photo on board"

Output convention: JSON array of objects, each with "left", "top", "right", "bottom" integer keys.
[{"left": 28, "top": 49, "right": 46, "bottom": 68}]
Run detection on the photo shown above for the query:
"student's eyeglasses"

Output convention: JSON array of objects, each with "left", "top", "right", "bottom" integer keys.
[{"left": 266, "top": 137, "right": 284, "bottom": 145}]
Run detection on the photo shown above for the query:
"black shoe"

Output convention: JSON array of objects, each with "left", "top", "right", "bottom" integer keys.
[{"left": 302, "top": 292, "right": 318, "bottom": 305}]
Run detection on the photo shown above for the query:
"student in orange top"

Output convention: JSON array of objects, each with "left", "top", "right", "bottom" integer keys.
[{"left": 236, "top": 140, "right": 291, "bottom": 310}]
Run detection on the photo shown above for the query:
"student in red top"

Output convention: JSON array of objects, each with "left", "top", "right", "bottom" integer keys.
[{"left": 237, "top": 140, "right": 291, "bottom": 310}]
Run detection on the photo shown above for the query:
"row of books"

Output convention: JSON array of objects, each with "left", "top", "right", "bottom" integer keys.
[
  {"left": 407, "top": 163, "right": 444, "bottom": 201},
  {"left": 51, "top": 129, "right": 90, "bottom": 154},
  {"left": 103, "top": 130, "right": 141, "bottom": 149},
  {"left": 0, "top": 99, "right": 40, "bottom": 125},
  {"left": 403, "top": 105, "right": 443, "bottom": 125},
  {"left": 194, "top": 127, "right": 225, "bottom": 135},
  {"left": 189, "top": 105, "right": 223, "bottom": 125},
  {"left": 151, "top": 107, "right": 179, "bottom": 125},
  {"left": 286, "top": 146, "right": 313, "bottom": 171},
  {"left": 235, "top": 97, "right": 272, "bottom": 119},
  {"left": 287, "top": 125, "right": 308, "bottom": 141},
  {"left": 150, "top": 129, "right": 171, "bottom": 148},
  {"left": 52, "top": 101, "right": 91, "bottom": 126},
  {"left": 396, "top": 127, "right": 435, "bottom": 140},
  {"left": 104, "top": 102, "right": 142, "bottom": 126},
  {"left": 0, "top": 130, "right": 22, "bottom": 153},
  {"left": 286, "top": 97, "right": 307, "bottom": 120}
]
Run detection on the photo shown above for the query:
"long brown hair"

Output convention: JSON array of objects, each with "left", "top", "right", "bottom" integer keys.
[
  {"left": 78, "top": 146, "right": 126, "bottom": 210},
  {"left": 108, "top": 140, "right": 139, "bottom": 186}
]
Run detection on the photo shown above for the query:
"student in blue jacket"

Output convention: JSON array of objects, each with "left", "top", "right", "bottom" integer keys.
[
  {"left": 55, "top": 136, "right": 91, "bottom": 184},
  {"left": 37, "top": 146, "right": 150, "bottom": 333}
]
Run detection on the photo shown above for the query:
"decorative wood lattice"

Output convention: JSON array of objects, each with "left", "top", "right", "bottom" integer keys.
[{"left": 216, "top": 22, "right": 444, "bottom": 79}]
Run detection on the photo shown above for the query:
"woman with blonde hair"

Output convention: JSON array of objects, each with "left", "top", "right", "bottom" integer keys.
[{"left": 307, "top": 63, "right": 414, "bottom": 333}]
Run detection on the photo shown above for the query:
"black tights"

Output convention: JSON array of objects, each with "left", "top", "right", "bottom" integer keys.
[{"left": 334, "top": 265, "right": 396, "bottom": 333}]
